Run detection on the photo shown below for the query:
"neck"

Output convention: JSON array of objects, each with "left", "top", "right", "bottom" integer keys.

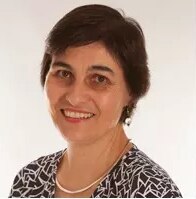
[
  {"left": 69, "top": 126, "right": 127, "bottom": 165},
  {"left": 58, "top": 125, "right": 130, "bottom": 183}
]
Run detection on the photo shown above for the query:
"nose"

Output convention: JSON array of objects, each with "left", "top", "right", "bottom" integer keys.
[{"left": 65, "top": 81, "right": 90, "bottom": 107}]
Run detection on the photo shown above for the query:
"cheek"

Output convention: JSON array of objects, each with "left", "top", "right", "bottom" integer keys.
[
  {"left": 97, "top": 91, "right": 125, "bottom": 123},
  {"left": 44, "top": 81, "right": 63, "bottom": 110}
]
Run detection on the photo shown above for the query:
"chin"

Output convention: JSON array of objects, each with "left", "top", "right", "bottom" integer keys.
[{"left": 59, "top": 129, "right": 98, "bottom": 144}]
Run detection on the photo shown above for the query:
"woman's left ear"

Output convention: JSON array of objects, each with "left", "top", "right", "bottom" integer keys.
[
  {"left": 127, "top": 97, "right": 137, "bottom": 109},
  {"left": 127, "top": 93, "right": 135, "bottom": 104}
]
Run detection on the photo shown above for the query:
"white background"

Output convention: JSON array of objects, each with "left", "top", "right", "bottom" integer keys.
[{"left": 0, "top": 0, "right": 195, "bottom": 197}]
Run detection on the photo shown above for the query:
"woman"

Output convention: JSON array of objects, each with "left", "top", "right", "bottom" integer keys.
[{"left": 9, "top": 4, "right": 182, "bottom": 198}]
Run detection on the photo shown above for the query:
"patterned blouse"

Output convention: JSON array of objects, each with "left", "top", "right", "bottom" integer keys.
[{"left": 9, "top": 144, "right": 182, "bottom": 198}]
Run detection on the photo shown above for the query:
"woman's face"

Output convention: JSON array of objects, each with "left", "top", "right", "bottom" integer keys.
[{"left": 44, "top": 42, "right": 132, "bottom": 143}]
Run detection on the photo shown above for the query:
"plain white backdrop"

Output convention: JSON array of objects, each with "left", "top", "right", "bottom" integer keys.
[{"left": 0, "top": 0, "right": 195, "bottom": 197}]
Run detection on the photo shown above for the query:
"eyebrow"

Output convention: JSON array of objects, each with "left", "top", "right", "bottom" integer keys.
[
  {"left": 89, "top": 65, "right": 114, "bottom": 75},
  {"left": 52, "top": 61, "right": 115, "bottom": 75},
  {"left": 52, "top": 61, "right": 72, "bottom": 70}
]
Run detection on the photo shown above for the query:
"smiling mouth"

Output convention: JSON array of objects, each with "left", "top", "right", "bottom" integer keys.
[{"left": 60, "top": 109, "right": 95, "bottom": 120}]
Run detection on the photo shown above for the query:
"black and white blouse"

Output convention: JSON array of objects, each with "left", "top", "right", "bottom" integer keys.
[{"left": 9, "top": 144, "right": 182, "bottom": 198}]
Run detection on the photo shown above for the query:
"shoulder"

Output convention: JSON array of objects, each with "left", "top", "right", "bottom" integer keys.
[
  {"left": 17, "top": 149, "right": 64, "bottom": 180},
  {"left": 9, "top": 149, "right": 65, "bottom": 198},
  {"left": 22, "top": 149, "right": 64, "bottom": 172},
  {"left": 121, "top": 144, "right": 182, "bottom": 197}
]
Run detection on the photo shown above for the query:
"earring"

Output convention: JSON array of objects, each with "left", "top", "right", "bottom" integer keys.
[{"left": 125, "top": 106, "right": 132, "bottom": 126}]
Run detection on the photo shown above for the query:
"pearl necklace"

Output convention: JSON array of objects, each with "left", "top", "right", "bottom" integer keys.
[{"left": 55, "top": 140, "right": 131, "bottom": 194}]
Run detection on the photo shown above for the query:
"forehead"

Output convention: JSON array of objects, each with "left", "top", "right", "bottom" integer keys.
[{"left": 51, "top": 42, "right": 122, "bottom": 73}]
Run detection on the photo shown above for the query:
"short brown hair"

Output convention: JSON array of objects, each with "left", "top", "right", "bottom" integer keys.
[{"left": 40, "top": 4, "right": 150, "bottom": 124}]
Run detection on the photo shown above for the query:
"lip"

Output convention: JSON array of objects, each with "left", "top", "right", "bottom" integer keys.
[
  {"left": 62, "top": 108, "right": 95, "bottom": 115},
  {"left": 60, "top": 109, "right": 95, "bottom": 123},
  {"left": 63, "top": 116, "right": 84, "bottom": 123}
]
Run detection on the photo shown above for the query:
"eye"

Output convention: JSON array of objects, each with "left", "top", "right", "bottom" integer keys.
[
  {"left": 91, "top": 74, "right": 110, "bottom": 85},
  {"left": 95, "top": 75, "right": 106, "bottom": 83},
  {"left": 55, "top": 70, "right": 72, "bottom": 79}
]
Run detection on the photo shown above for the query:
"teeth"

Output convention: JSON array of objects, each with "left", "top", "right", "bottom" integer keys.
[{"left": 63, "top": 110, "right": 94, "bottom": 119}]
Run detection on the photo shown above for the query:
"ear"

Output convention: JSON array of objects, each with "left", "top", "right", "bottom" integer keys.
[{"left": 127, "top": 97, "right": 137, "bottom": 108}]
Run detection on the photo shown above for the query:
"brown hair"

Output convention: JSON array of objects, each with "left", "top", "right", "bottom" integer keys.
[{"left": 40, "top": 4, "right": 150, "bottom": 124}]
